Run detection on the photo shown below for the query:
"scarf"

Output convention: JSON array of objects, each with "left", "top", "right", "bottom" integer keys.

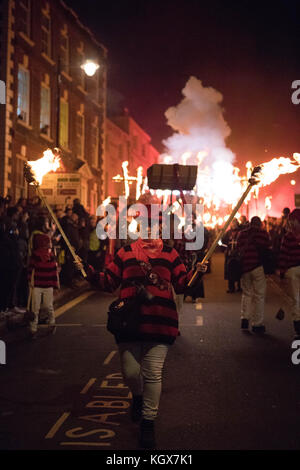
[{"left": 132, "top": 237, "right": 163, "bottom": 262}]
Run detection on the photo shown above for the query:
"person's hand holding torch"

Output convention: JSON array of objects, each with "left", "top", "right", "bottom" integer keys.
[{"left": 24, "top": 150, "right": 87, "bottom": 278}]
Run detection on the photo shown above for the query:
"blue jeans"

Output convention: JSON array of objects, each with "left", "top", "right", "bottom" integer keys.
[{"left": 118, "top": 342, "right": 170, "bottom": 421}]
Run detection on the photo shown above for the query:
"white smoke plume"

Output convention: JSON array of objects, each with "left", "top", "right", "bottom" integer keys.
[{"left": 162, "top": 76, "right": 235, "bottom": 166}]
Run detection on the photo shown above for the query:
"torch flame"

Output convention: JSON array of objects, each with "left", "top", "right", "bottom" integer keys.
[
  {"left": 258, "top": 154, "right": 300, "bottom": 188},
  {"left": 265, "top": 196, "right": 272, "bottom": 211},
  {"left": 28, "top": 148, "right": 60, "bottom": 185}
]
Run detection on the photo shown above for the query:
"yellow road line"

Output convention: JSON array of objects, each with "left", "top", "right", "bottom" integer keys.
[
  {"left": 55, "top": 291, "right": 95, "bottom": 319},
  {"left": 45, "top": 412, "right": 70, "bottom": 439},
  {"left": 80, "top": 378, "right": 97, "bottom": 394},
  {"left": 103, "top": 350, "right": 117, "bottom": 365}
]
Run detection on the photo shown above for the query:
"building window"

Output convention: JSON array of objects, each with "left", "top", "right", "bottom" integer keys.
[
  {"left": 76, "top": 113, "right": 85, "bottom": 158},
  {"left": 16, "top": 157, "right": 26, "bottom": 194},
  {"left": 40, "top": 85, "right": 51, "bottom": 136},
  {"left": 19, "top": 0, "right": 31, "bottom": 38},
  {"left": 59, "top": 100, "right": 69, "bottom": 149},
  {"left": 78, "top": 50, "right": 86, "bottom": 91},
  {"left": 17, "top": 67, "right": 30, "bottom": 124},
  {"left": 133, "top": 135, "right": 139, "bottom": 151},
  {"left": 118, "top": 144, "right": 123, "bottom": 160},
  {"left": 41, "top": 10, "right": 51, "bottom": 58},
  {"left": 89, "top": 71, "right": 99, "bottom": 102},
  {"left": 60, "top": 31, "right": 69, "bottom": 75},
  {"left": 91, "top": 122, "right": 99, "bottom": 167}
]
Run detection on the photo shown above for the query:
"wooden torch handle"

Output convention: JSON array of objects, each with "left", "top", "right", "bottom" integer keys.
[{"left": 187, "top": 183, "right": 253, "bottom": 287}]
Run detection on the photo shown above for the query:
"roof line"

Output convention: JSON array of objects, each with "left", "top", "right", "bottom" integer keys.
[{"left": 60, "top": 0, "right": 108, "bottom": 55}]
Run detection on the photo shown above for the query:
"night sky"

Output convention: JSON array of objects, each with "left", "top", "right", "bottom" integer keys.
[{"left": 68, "top": 0, "right": 300, "bottom": 165}]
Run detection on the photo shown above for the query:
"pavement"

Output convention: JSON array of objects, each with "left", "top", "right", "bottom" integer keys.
[{"left": 0, "top": 279, "right": 91, "bottom": 339}]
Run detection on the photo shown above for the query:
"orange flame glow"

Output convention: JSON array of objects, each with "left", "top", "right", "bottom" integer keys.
[{"left": 28, "top": 149, "right": 60, "bottom": 185}]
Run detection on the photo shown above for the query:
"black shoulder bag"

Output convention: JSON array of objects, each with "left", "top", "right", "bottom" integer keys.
[{"left": 106, "top": 261, "right": 160, "bottom": 336}]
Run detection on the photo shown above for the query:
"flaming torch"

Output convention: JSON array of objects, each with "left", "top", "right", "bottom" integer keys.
[
  {"left": 188, "top": 165, "right": 262, "bottom": 286},
  {"left": 24, "top": 148, "right": 87, "bottom": 278}
]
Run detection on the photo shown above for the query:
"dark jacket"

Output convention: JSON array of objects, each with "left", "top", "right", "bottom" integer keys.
[
  {"left": 237, "top": 227, "right": 271, "bottom": 274},
  {"left": 279, "top": 231, "right": 300, "bottom": 274}
]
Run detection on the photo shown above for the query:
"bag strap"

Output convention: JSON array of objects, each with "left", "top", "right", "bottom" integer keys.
[{"left": 138, "top": 260, "right": 170, "bottom": 291}]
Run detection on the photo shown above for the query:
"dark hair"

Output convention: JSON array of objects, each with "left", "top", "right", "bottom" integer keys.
[
  {"left": 6, "top": 206, "right": 19, "bottom": 218},
  {"left": 250, "top": 216, "right": 261, "bottom": 226},
  {"left": 34, "top": 215, "right": 48, "bottom": 231}
]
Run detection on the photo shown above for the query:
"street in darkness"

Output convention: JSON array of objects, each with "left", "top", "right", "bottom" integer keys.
[{"left": 1, "top": 253, "right": 299, "bottom": 451}]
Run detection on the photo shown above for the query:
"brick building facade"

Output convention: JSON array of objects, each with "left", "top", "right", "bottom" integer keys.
[
  {"left": 0, "top": 0, "right": 107, "bottom": 214},
  {"left": 106, "top": 113, "right": 159, "bottom": 200}
]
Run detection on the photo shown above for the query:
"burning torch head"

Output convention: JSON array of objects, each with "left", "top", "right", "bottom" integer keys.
[
  {"left": 24, "top": 162, "right": 36, "bottom": 184},
  {"left": 248, "top": 166, "right": 262, "bottom": 185}
]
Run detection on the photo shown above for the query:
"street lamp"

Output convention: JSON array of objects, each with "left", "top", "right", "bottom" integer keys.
[{"left": 80, "top": 60, "right": 99, "bottom": 77}]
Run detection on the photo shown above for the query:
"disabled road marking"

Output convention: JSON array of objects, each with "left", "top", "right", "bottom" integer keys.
[
  {"left": 45, "top": 412, "right": 71, "bottom": 439},
  {"left": 103, "top": 351, "right": 117, "bottom": 365},
  {"left": 80, "top": 378, "right": 97, "bottom": 394}
]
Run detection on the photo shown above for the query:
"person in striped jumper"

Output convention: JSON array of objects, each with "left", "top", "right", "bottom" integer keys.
[
  {"left": 27, "top": 216, "right": 59, "bottom": 338},
  {"left": 279, "top": 209, "right": 300, "bottom": 339},
  {"left": 236, "top": 216, "right": 271, "bottom": 333},
  {"left": 83, "top": 204, "right": 207, "bottom": 449}
]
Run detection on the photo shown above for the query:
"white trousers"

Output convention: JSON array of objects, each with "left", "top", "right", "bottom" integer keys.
[
  {"left": 30, "top": 287, "right": 55, "bottom": 332},
  {"left": 118, "top": 342, "right": 169, "bottom": 421},
  {"left": 241, "top": 266, "right": 266, "bottom": 326},
  {"left": 284, "top": 266, "right": 300, "bottom": 322}
]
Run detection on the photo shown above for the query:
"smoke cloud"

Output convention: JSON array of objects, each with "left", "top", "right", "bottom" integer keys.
[{"left": 162, "top": 76, "right": 235, "bottom": 166}]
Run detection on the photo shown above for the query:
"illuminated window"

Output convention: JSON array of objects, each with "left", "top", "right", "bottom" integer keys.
[
  {"left": 40, "top": 85, "right": 50, "bottom": 136},
  {"left": 19, "top": 0, "right": 31, "bottom": 38},
  {"left": 17, "top": 66, "right": 30, "bottom": 124},
  {"left": 60, "top": 31, "right": 69, "bottom": 75},
  {"left": 59, "top": 99, "right": 69, "bottom": 149},
  {"left": 76, "top": 112, "right": 85, "bottom": 158},
  {"left": 41, "top": 10, "right": 51, "bottom": 58}
]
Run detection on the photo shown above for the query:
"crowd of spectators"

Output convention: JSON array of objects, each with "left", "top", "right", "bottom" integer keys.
[
  {"left": 0, "top": 195, "right": 109, "bottom": 316},
  {"left": 0, "top": 191, "right": 294, "bottom": 320}
]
